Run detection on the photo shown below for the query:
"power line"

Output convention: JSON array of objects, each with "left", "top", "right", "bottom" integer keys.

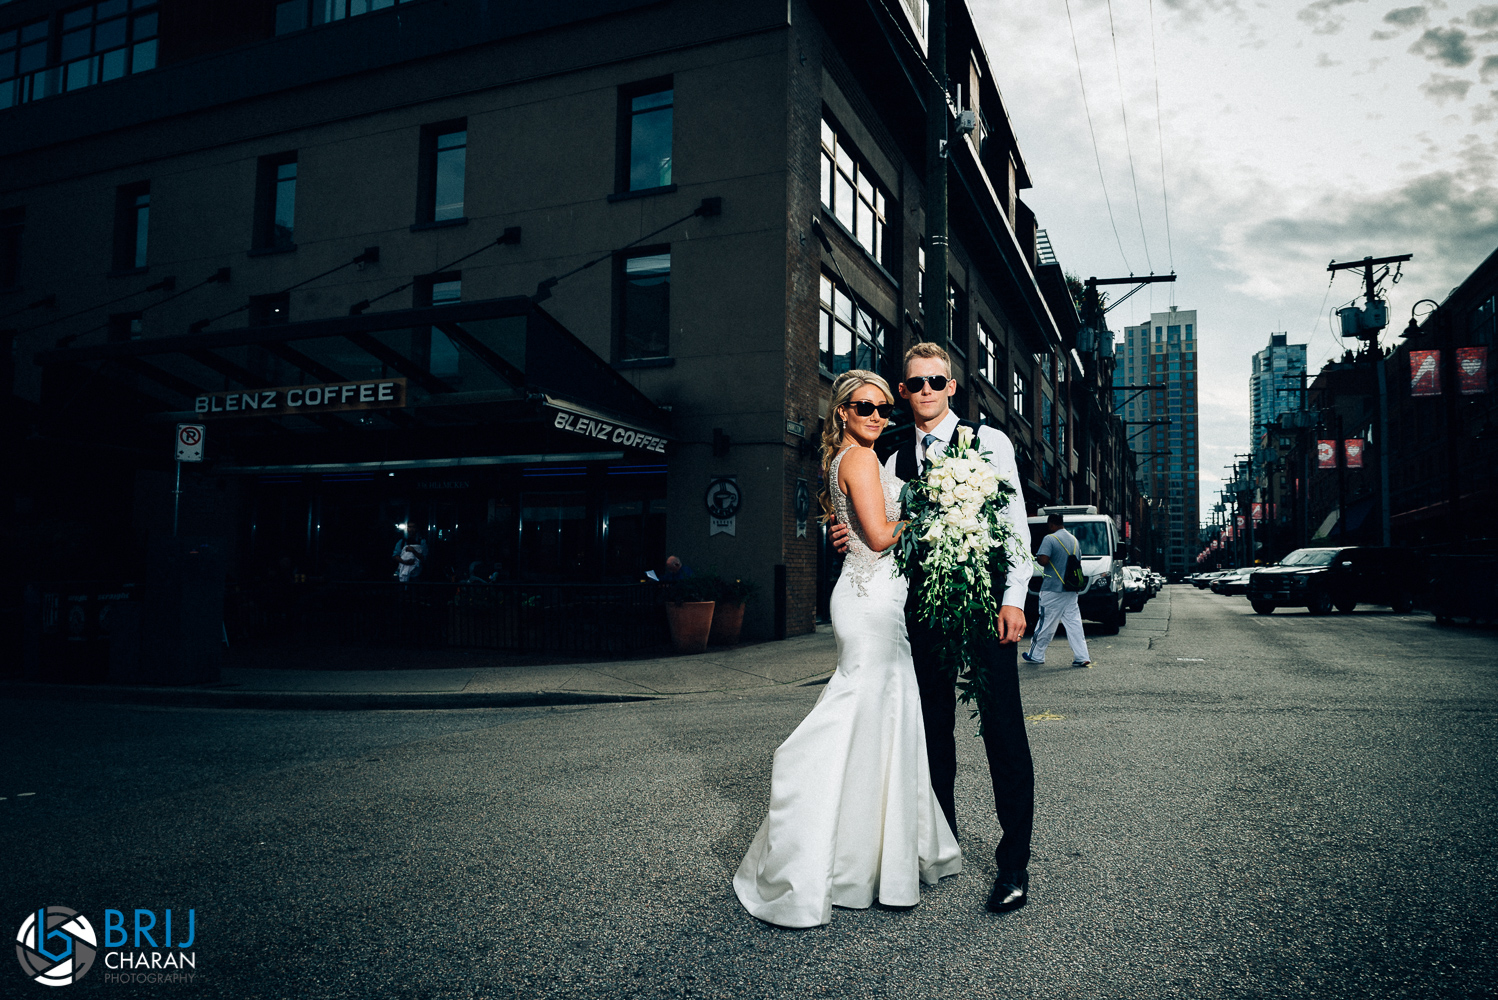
[
  {"left": 1105, "top": 0, "right": 1151, "bottom": 273},
  {"left": 1147, "top": 0, "right": 1175, "bottom": 276},
  {"left": 1064, "top": 0, "right": 1131, "bottom": 273}
]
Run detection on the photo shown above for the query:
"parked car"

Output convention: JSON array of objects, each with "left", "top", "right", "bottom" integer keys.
[
  {"left": 1212, "top": 568, "right": 1254, "bottom": 595},
  {"left": 1145, "top": 570, "right": 1164, "bottom": 596},
  {"left": 1246, "top": 546, "right": 1418, "bottom": 615},
  {"left": 1193, "top": 570, "right": 1229, "bottom": 589},
  {"left": 1024, "top": 505, "right": 1128, "bottom": 634},
  {"left": 1120, "top": 566, "right": 1150, "bottom": 612}
]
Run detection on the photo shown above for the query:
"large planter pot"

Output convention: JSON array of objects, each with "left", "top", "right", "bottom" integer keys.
[
  {"left": 665, "top": 601, "right": 715, "bottom": 654},
  {"left": 708, "top": 601, "right": 746, "bottom": 645}
]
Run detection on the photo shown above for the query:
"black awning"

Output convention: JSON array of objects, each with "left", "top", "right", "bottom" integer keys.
[{"left": 34, "top": 296, "right": 671, "bottom": 446}]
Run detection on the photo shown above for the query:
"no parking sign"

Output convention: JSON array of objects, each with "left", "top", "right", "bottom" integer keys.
[{"left": 175, "top": 424, "right": 205, "bottom": 462}]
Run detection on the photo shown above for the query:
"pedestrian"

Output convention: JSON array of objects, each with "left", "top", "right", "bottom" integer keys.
[
  {"left": 660, "top": 555, "right": 692, "bottom": 581},
  {"left": 1022, "top": 513, "right": 1092, "bottom": 668},
  {"left": 393, "top": 531, "right": 428, "bottom": 583}
]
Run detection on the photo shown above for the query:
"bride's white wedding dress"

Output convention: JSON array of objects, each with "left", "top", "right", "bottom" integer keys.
[{"left": 733, "top": 446, "right": 962, "bottom": 928}]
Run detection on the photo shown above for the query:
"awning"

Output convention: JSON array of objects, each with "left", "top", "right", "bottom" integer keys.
[{"left": 34, "top": 295, "right": 671, "bottom": 459}]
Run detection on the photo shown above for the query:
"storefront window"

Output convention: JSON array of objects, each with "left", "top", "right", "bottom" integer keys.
[{"left": 521, "top": 491, "right": 590, "bottom": 579}]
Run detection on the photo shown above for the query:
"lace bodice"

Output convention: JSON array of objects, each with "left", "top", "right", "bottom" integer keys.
[{"left": 830, "top": 447, "right": 903, "bottom": 596}]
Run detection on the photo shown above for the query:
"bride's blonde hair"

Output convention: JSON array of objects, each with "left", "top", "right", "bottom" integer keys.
[{"left": 819, "top": 369, "right": 894, "bottom": 521}]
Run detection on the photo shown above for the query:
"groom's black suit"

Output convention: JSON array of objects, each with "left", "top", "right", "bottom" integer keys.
[{"left": 893, "top": 420, "right": 1035, "bottom": 872}]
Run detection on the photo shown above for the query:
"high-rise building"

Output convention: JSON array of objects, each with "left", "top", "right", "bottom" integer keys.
[
  {"left": 1115, "top": 308, "right": 1199, "bottom": 577},
  {"left": 1249, "top": 332, "right": 1307, "bottom": 439}
]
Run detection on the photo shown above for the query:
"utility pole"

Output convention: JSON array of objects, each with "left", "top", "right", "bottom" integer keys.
[
  {"left": 1327, "top": 254, "right": 1410, "bottom": 547},
  {"left": 924, "top": 0, "right": 948, "bottom": 350}
]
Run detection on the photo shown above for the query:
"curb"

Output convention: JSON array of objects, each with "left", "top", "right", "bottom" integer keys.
[{"left": 0, "top": 682, "right": 661, "bottom": 712}]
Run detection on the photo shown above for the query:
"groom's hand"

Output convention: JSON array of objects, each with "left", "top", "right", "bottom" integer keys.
[
  {"left": 996, "top": 605, "right": 1027, "bottom": 645},
  {"left": 829, "top": 520, "right": 851, "bottom": 554}
]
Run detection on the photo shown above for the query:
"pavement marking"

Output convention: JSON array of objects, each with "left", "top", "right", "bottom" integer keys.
[
  {"left": 17, "top": 792, "right": 35, "bottom": 797},
  {"left": 1177, "top": 657, "right": 1205, "bottom": 662},
  {"left": 1025, "top": 710, "right": 1066, "bottom": 721}
]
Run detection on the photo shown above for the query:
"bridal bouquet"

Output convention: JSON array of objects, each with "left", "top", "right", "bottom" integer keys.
[{"left": 893, "top": 426, "right": 1021, "bottom": 712}]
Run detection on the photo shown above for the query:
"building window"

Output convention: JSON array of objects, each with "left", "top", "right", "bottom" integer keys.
[
  {"left": 275, "top": 0, "right": 414, "bottom": 34},
  {"left": 620, "top": 81, "right": 673, "bottom": 192},
  {"left": 1013, "top": 369, "right": 1030, "bottom": 423},
  {"left": 1470, "top": 295, "right": 1496, "bottom": 346},
  {"left": 417, "top": 121, "right": 467, "bottom": 223},
  {"left": 113, "top": 181, "right": 149, "bottom": 271},
  {"left": 618, "top": 251, "right": 670, "bottom": 361},
  {"left": 248, "top": 292, "right": 290, "bottom": 327},
  {"left": 947, "top": 281, "right": 968, "bottom": 358},
  {"left": 818, "top": 272, "right": 890, "bottom": 380},
  {"left": 107, "top": 310, "right": 142, "bottom": 341},
  {"left": 916, "top": 242, "right": 926, "bottom": 313},
  {"left": 1042, "top": 393, "right": 1053, "bottom": 445},
  {"left": 0, "top": 206, "right": 21, "bottom": 290},
  {"left": 977, "top": 318, "right": 1002, "bottom": 389},
  {"left": 414, "top": 272, "right": 461, "bottom": 377},
  {"left": 254, "top": 153, "right": 297, "bottom": 250},
  {"left": 2, "top": 2, "right": 157, "bottom": 108},
  {"left": 820, "top": 117, "right": 887, "bottom": 262}
]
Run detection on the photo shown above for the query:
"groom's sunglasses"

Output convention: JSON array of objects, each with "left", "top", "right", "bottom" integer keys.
[
  {"left": 903, "top": 375, "right": 951, "bottom": 393},
  {"left": 844, "top": 401, "right": 895, "bottom": 418}
]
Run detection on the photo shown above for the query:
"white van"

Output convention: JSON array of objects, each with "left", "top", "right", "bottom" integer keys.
[{"left": 1024, "top": 505, "right": 1128, "bottom": 634}]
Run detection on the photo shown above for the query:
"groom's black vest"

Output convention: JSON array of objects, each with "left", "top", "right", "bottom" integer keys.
[{"left": 893, "top": 418, "right": 983, "bottom": 485}]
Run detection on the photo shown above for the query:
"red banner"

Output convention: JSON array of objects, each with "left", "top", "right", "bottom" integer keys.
[
  {"left": 1344, "top": 438, "right": 1364, "bottom": 468},
  {"left": 1458, "top": 346, "right": 1488, "bottom": 395},
  {"left": 1236, "top": 515, "right": 1245, "bottom": 530},
  {"left": 1252, "top": 502, "right": 1264, "bottom": 521},
  {"left": 1410, "top": 350, "right": 1442, "bottom": 396},
  {"left": 1317, "top": 440, "right": 1336, "bottom": 468}
]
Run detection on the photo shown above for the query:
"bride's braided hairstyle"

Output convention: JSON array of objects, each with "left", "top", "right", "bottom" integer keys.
[{"left": 819, "top": 369, "right": 895, "bottom": 522}]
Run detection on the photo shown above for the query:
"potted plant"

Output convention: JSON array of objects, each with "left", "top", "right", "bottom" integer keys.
[
  {"left": 664, "top": 576, "right": 716, "bottom": 654},
  {"left": 708, "top": 577, "right": 756, "bottom": 645}
]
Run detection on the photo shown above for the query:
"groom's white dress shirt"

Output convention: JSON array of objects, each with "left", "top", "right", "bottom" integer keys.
[{"left": 884, "top": 408, "right": 1034, "bottom": 610}]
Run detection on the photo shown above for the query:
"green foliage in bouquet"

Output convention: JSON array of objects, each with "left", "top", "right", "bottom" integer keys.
[{"left": 892, "top": 426, "right": 1022, "bottom": 720}]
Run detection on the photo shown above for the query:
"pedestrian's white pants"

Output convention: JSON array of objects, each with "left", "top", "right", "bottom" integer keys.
[{"left": 1028, "top": 590, "right": 1090, "bottom": 663}]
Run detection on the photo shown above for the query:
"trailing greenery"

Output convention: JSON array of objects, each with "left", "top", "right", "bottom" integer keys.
[{"left": 892, "top": 426, "right": 1022, "bottom": 723}]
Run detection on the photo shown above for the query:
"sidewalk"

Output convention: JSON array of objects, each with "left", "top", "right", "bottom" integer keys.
[{"left": 0, "top": 628, "right": 842, "bottom": 711}]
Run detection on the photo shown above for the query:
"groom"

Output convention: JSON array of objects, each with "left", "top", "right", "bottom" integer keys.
[{"left": 831, "top": 342, "right": 1036, "bottom": 913}]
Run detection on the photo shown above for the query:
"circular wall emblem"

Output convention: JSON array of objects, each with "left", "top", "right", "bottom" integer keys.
[
  {"left": 793, "top": 480, "right": 811, "bottom": 521},
  {"left": 15, "top": 906, "right": 98, "bottom": 987},
  {"left": 704, "top": 478, "right": 741, "bottom": 520}
]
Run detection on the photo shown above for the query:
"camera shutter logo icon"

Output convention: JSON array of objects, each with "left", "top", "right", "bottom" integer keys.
[{"left": 15, "top": 906, "right": 98, "bottom": 986}]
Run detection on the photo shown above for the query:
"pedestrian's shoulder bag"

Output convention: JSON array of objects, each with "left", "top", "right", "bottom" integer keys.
[{"left": 1055, "top": 535, "right": 1085, "bottom": 592}]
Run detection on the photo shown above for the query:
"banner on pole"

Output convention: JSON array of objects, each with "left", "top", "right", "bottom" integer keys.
[
  {"left": 1252, "top": 502, "right": 1264, "bottom": 522},
  {"left": 1317, "top": 440, "right": 1336, "bottom": 469},
  {"left": 1409, "top": 350, "right": 1442, "bottom": 396},
  {"left": 1458, "top": 346, "right": 1488, "bottom": 395},
  {"left": 1344, "top": 438, "right": 1365, "bottom": 468}
]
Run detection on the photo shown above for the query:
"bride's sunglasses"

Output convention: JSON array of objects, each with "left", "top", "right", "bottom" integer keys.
[
  {"left": 903, "top": 375, "right": 950, "bottom": 393},
  {"left": 844, "top": 400, "right": 894, "bottom": 418}
]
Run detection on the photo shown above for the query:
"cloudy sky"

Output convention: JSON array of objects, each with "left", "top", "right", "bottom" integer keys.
[{"left": 973, "top": 0, "right": 1498, "bottom": 514}]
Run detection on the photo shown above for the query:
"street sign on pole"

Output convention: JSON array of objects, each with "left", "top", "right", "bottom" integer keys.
[
  {"left": 175, "top": 424, "right": 205, "bottom": 462},
  {"left": 173, "top": 424, "right": 205, "bottom": 537}
]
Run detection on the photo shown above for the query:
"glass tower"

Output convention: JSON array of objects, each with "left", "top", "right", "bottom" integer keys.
[{"left": 1114, "top": 307, "right": 1199, "bottom": 577}]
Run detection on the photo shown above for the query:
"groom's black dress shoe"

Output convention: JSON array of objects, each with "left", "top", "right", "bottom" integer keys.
[{"left": 986, "top": 869, "right": 1029, "bottom": 913}]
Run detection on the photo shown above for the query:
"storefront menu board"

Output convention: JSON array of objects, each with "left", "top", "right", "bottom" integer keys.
[{"left": 195, "top": 378, "right": 407, "bottom": 418}]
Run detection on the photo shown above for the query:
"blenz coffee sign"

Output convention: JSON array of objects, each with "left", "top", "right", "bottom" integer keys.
[
  {"left": 549, "top": 405, "right": 667, "bottom": 454},
  {"left": 194, "top": 378, "right": 406, "bottom": 418}
]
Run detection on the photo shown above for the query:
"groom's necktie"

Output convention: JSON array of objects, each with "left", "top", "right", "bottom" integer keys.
[{"left": 922, "top": 433, "right": 939, "bottom": 460}]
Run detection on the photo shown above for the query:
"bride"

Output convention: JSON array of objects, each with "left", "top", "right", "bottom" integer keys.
[{"left": 734, "top": 370, "right": 962, "bottom": 928}]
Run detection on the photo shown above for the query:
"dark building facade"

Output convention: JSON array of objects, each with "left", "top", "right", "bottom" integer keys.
[{"left": 2, "top": 0, "right": 1145, "bottom": 648}]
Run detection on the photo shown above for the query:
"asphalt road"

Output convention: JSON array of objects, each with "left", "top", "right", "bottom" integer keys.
[{"left": 2, "top": 586, "right": 1495, "bottom": 999}]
